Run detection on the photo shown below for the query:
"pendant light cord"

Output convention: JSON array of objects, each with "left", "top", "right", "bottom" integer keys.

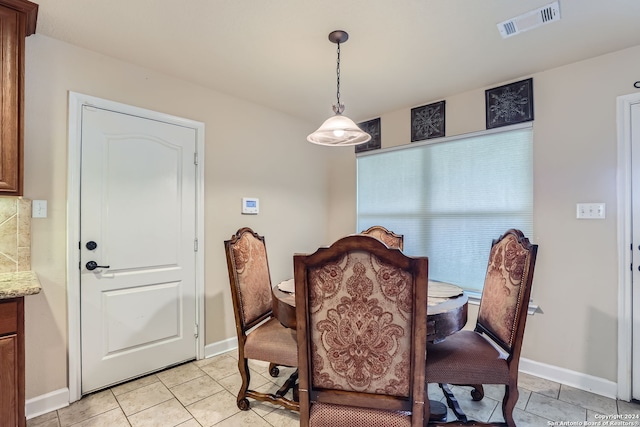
[
  {"left": 336, "top": 42, "right": 341, "bottom": 108},
  {"left": 334, "top": 42, "right": 344, "bottom": 114}
]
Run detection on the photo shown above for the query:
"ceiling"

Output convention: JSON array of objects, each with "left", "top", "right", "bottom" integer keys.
[{"left": 33, "top": 0, "right": 640, "bottom": 124}]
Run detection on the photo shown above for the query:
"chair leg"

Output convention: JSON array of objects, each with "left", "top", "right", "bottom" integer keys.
[
  {"left": 236, "top": 357, "right": 300, "bottom": 412},
  {"left": 502, "top": 383, "right": 519, "bottom": 427},
  {"left": 275, "top": 369, "right": 298, "bottom": 398},
  {"left": 439, "top": 383, "right": 467, "bottom": 422},
  {"left": 470, "top": 384, "right": 484, "bottom": 401},
  {"left": 237, "top": 358, "right": 251, "bottom": 410}
]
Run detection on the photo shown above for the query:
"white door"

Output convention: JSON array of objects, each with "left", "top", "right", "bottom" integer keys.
[
  {"left": 80, "top": 106, "right": 198, "bottom": 393},
  {"left": 632, "top": 100, "right": 640, "bottom": 401}
]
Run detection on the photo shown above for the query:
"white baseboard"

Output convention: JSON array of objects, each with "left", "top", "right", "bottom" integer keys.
[
  {"left": 519, "top": 357, "right": 618, "bottom": 399},
  {"left": 203, "top": 336, "right": 238, "bottom": 359},
  {"left": 25, "top": 388, "right": 69, "bottom": 420}
]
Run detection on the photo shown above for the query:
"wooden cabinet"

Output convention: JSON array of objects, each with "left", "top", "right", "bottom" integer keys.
[
  {"left": 0, "top": 0, "right": 37, "bottom": 196},
  {"left": 0, "top": 298, "right": 24, "bottom": 427}
]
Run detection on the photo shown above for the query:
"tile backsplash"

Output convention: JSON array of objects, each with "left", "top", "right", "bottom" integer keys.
[{"left": 0, "top": 197, "right": 31, "bottom": 273}]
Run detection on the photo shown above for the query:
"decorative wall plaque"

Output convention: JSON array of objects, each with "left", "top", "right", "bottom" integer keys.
[
  {"left": 355, "top": 118, "right": 381, "bottom": 153},
  {"left": 485, "top": 78, "right": 534, "bottom": 129},
  {"left": 411, "top": 100, "right": 446, "bottom": 142}
]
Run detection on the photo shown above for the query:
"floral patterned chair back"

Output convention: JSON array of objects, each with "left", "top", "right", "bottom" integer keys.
[
  {"left": 226, "top": 227, "right": 273, "bottom": 329},
  {"left": 224, "top": 227, "right": 299, "bottom": 412},
  {"left": 476, "top": 228, "right": 538, "bottom": 353},
  {"left": 425, "top": 229, "right": 538, "bottom": 426},
  {"left": 360, "top": 225, "right": 404, "bottom": 250},
  {"left": 294, "top": 235, "right": 429, "bottom": 427}
]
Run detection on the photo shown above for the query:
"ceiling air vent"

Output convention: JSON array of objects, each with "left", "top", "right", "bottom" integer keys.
[{"left": 497, "top": 1, "right": 561, "bottom": 38}]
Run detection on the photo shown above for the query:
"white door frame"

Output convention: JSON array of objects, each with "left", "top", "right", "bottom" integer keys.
[
  {"left": 66, "top": 92, "right": 206, "bottom": 402},
  {"left": 616, "top": 91, "right": 640, "bottom": 401}
]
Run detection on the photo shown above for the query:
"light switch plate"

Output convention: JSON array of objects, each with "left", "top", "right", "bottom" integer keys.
[
  {"left": 32, "top": 200, "right": 47, "bottom": 218},
  {"left": 576, "top": 203, "right": 605, "bottom": 219}
]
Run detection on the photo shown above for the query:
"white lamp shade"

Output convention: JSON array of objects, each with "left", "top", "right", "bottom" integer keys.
[{"left": 307, "top": 114, "right": 371, "bottom": 146}]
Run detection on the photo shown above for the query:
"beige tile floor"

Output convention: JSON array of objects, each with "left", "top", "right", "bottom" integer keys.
[{"left": 28, "top": 350, "right": 640, "bottom": 427}]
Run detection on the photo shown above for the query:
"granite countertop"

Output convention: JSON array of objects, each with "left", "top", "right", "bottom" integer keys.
[{"left": 0, "top": 271, "right": 42, "bottom": 299}]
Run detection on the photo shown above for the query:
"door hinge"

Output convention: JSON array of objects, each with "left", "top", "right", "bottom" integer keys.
[
  {"left": 194, "top": 323, "right": 199, "bottom": 338},
  {"left": 194, "top": 152, "right": 198, "bottom": 166},
  {"left": 194, "top": 239, "right": 198, "bottom": 252}
]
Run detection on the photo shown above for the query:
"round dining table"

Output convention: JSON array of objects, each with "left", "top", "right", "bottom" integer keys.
[
  {"left": 272, "top": 278, "right": 468, "bottom": 422},
  {"left": 273, "top": 279, "right": 468, "bottom": 342}
]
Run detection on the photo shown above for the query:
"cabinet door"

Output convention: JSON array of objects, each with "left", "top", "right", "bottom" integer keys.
[
  {"left": 0, "top": 334, "right": 18, "bottom": 427},
  {"left": 0, "top": 5, "right": 22, "bottom": 195}
]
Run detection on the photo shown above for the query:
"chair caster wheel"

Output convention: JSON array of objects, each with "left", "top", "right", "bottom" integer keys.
[{"left": 237, "top": 398, "right": 250, "bottom": 410}]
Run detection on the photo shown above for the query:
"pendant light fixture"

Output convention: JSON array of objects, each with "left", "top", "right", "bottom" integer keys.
[{"left": 307, "top": 30, "right": 371, "bottom": 146}]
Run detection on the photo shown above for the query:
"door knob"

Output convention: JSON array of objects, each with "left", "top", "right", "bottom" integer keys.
[
  {"left": 86, "top": 261, "right": 110, "bottom": 271},
  {"left": 86, "top": 241, "right": 98, "bottom": 250}
]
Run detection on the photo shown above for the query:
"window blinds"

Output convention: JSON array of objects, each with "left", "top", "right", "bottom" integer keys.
[{"left": 356, "top": 126, "right": 533, "bottom": 292}]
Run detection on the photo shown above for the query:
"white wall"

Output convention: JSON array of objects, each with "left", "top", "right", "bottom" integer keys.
[
  {"left": 22, "top": 34, "right": 332, "bottom": 399},
  {"left": 22, "top": 30, "right": 640, "bottom": 403},
  {"left": 327, "top": 43, "right": 640, "bottom": 384}
]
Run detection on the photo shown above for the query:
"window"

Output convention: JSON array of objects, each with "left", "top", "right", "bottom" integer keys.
[{"left": 357, "top": 124, "right": 533, "bottom": 293}]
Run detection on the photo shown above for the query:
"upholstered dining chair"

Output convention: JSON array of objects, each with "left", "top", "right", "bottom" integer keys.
[
  {"left": 361, "top": 225, "right": 404, "bottom": 250},
  {"left": 294, "top": 234, "right": 429, "bottom": 427},
  {"left": 224, "top": 227, "right": 299, "bottom": 411},
  {"left": 426, "top": 229, "right": 538, "bottom": 426}
]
